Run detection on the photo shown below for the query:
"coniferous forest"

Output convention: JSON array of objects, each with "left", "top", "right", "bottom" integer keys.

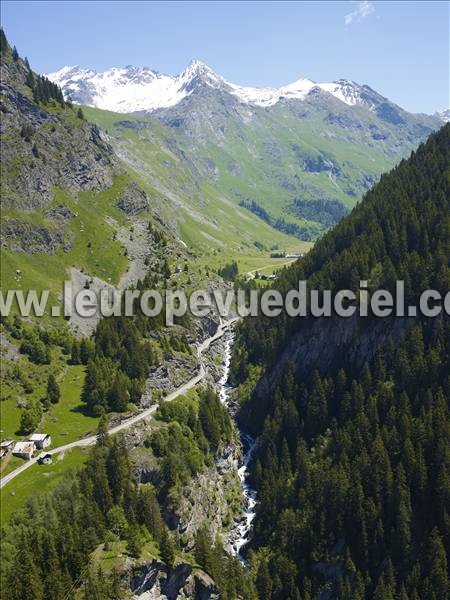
[
  {"left": 230, "top": 124, "right": 450, "bottom": 599},
  {"left": 1, "top": 390, "right": 252, "bottom": 600}
]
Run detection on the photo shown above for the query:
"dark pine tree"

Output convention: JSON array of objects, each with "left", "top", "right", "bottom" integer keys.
[{"left": 46, "top": 374, "right": 61, "bottom": 404}]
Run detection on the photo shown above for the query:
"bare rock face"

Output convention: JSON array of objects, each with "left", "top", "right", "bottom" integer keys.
[
  {"left": 248, "top": 313, "right": 412, "bottom": 425},
  {"left": 130, "top": 560, "right": 219, "bottom": 599},
  {"left": 45, "top": 204, "right": 76, "bottom": 221},
  {"left": 0, "top": 53, "right": 119, "bottom": 211},
  {"left": 174, "top": 446, "right": 242, "bottom": 544},
  {"left": 143, "top": 353, "right": 199, "bottom": 404},
  {"left": 117, "top": 182, "right": 149, "bottom": 214},
  {"left": 0, "top": 217, "right": 73, "bottom": 253}
]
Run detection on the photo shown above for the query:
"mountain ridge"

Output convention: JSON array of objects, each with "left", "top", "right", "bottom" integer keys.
[{"left": 48, "top": 60, "right": 443, "bottom": 117}]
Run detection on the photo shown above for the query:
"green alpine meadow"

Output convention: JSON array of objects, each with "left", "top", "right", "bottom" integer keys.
[{"left": 0, "top": 2, "right": 449, "bottom": 599}]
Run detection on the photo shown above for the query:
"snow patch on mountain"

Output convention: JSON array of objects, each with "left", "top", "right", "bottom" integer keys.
[
  {"left": 226, "top": 78, "right": 316, "bottom": 107},
  {"left": 47, "top": 65, "right": 187, "bottom": 112},
  {"left": 47, "top": 60, "right": 388, "bottom": 114},
  {"left": 435, "top": 109, "right": 450, "bottom": 123}
]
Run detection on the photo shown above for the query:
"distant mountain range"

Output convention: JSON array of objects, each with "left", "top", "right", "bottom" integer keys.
[
  {"left": 48, "top": 60, "right": 448, "bottom": 119},
  {"left": 45, "top": 60, "right": 446, "bottom": 253}
]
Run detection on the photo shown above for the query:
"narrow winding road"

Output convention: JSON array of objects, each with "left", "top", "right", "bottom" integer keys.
[{"left": 0, "top": 318, "right": 238, "bottom": 489}]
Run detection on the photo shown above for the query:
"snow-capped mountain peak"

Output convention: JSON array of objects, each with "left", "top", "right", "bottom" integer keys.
[
  {"left": 47, "top": 61, "right": 390, "bottom": 114},
  {"left": 178, "top": 59, "right": 224, "bottom": 91},
  {"left": 183, "top": 59, "right": 219, "bottom": 78}
]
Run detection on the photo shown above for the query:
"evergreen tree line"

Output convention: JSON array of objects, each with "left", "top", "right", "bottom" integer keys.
[
  {"left": 0, "top": 30, "right": 65, "bottom": 107},
  {"left": 148, "top": 388, "right": 257, "bottom": 598},
  {"left": 239, "top": 198, "right": 321, "bottom": 241},
  {"left": 244, "top": 320, "right": 449, "bottom": 599},
  {"left": 194, "top": 526, "right": 256, "bottom": 599},
  {"left": 0, "top": 391, "right": 256, "bottom": 599},
  {"left": 218, "top": 260, "right": 239, "bottom": 282},
  {"left": 0, "top": 28, "right": 8, "bottom": 54},
  {"left": 31, "top": 73, "right": 65, "bottom": 107},
  {"left": 148, "top": 388, "right": 233, "bottom": 498},
  {"left": 289, "top": 197, "right": 348, "bottom": 229}
]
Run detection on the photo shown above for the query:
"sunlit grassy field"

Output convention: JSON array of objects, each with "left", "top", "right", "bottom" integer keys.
[{"left": 0, "top": 447, "right": 88, "bottom": 526}]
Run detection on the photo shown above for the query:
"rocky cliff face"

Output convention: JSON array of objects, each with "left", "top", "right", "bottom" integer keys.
[
  {"left": 246, "top": 312, "right": 412, "bottom": 430},
  {"left": 0, "top": 215, "right": 73, "bottom": 253},
  {"left": 129, "top": 560, "right": 219, "bottom": 599},
  {"left": 129, "top": 416, "right": 243, "bottom": 548},
  {"left": 0, "top": 51, "right": 119, "bottom": 211},
  {"left": 173, "top": 442, "right": 243, "bottom": 544}
]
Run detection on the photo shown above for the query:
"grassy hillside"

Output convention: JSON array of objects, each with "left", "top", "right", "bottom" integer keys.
[
  {"left": 82, "top": 84, "right": 438, "bottom": 273},
  {"left": 83, "top": 105, "right": 309, "bottom": 271}
]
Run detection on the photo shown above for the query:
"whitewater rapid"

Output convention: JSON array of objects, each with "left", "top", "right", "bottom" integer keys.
[{"left": 218, "top": 335, "right": 257, "bottom": 559}]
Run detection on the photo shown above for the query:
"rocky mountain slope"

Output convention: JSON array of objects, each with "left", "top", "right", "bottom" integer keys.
[
  {"left": 435, "top": 108, "right": 450, "bottom": 123},
  {"left": 0, "top": 34, "right": 251, "bottom": 600},
  {"left": 1, "top": 48, "right": 118, "bottom": 211},
  {"left": 0, "top": 36, "right": 188, "bottom": 318}
]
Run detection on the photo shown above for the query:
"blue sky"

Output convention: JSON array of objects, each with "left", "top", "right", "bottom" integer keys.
[{"left": 2, "top": 1, "right": 449, "bottom": 113}]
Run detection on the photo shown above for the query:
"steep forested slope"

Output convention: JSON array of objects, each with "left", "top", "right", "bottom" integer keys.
[
  {"left": 232, "top": 125, "right": 450, "bottom": 599},
  {"left": 0, "top": 391, "right": 254, "bottom": 600}
]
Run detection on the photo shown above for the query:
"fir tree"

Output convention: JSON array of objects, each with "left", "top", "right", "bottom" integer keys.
[
  {"left": 108, "top": 372, "right": 129, "bottom": 412},
  {"left": 0, "top": 28, "right": 8, "bottom": 53},
  {"left": 46, "top": 374, "right": 61, "bottom": 404},
  {"left": 25, "top": 68, "right": 34, "bottom": 88},
  {"left": 126, "top": 523, "right": 142, "bottom": 557},
  {"left": 71, "top": 340, "right": 81, "bottom": 364},
  {"left": 159, "top": 529, "right": 175, "bottom": 570}
]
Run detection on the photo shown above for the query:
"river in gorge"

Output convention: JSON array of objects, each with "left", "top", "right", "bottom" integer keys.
[{"left": 218, "top": 334, "right": 258, "bottom": 560}]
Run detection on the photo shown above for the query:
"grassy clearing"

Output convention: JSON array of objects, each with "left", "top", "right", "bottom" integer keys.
[
  {"left": 1, "top": 361, "right": 98, "bottom": 446},
  {"left": 0, "top": 175, "right": 132, "bottom": 317},
  {"left": 0, "top": 349, "right": 97, "bottom": 446},
  {"left": 92, "top": 537, "right": 161, "bottom": 573},
  {"left": 41, "top": 364, "right": 99, "bottom": 447},
  {"left": 1, "top": 346, "right": 68, "bottom": 439},
  {"left": 0, "top": 447, "right": 88, "bottom": 526}
]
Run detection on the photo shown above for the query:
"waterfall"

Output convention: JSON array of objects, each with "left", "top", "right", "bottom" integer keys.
[{"left": 218, "top": 335, "right": 257, "bottom": 560}]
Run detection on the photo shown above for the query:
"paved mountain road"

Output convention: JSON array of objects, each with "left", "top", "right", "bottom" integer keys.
[{"left": 0, "top": 318, "right": 237, "bottom": 489}]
